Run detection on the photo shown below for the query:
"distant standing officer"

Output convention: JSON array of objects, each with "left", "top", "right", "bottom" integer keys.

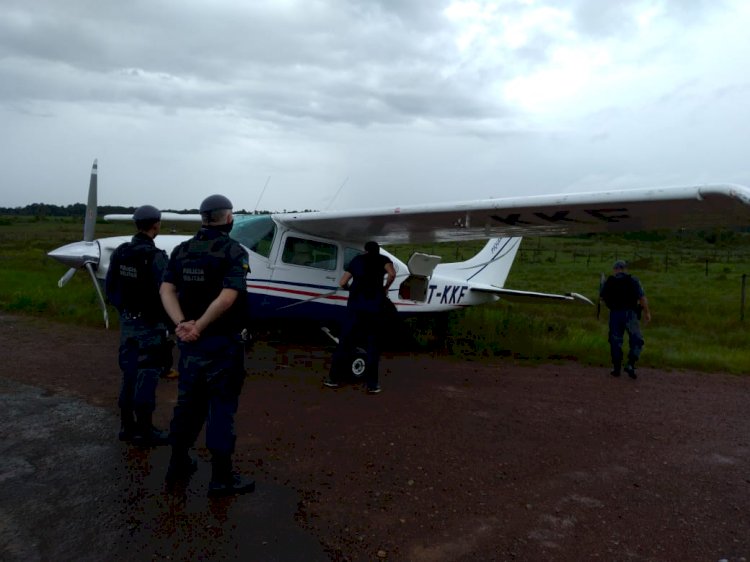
[
  {"left": 324, "top": 241, "right": 396, "bottom": 393},
  {"left": 160, "top": 194, "right": 254, "bottom": 496},
  {"left": 105, "top": 205, "right": 170, "bottom": 446},
  {"left": 600, "top": 260, "right": 652, "bottom": 379}
]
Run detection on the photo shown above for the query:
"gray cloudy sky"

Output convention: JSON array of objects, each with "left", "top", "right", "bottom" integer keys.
[{"left": 2, "top": 0, "right": 749, "bottom": 212}]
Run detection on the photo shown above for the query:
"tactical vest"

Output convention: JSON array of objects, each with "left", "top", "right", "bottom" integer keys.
[
  {"left": 602, "top": 274, "right": 640, "bottom": 311},
  {"left": 111, "top": 237, "right": 165, "bottom": 318},
  {"left": 170, "top": 230, "right": 247, "bottom": 335}
]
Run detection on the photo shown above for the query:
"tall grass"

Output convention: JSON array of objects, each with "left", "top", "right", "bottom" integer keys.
[
  {"left": 0, "top": 217, "right": 201, "bottom": 326},
  {"left": 2, "top": 217, "right": 749, "bottom": 373}
]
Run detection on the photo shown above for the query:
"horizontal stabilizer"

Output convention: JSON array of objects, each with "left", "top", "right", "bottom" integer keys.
[{"left": 471, "top": 285, "right": 594, "bottom": 305}]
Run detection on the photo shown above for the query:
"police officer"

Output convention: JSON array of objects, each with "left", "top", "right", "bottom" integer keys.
[
  {"left": 105, "top": 204, "right": 170, "bottom": 446},
  {"left": 324, "top": 240, "right": 396, "bottom": 393},
  {"left": 600, "top": 260, "right": 652, "bottom": 379},
  {"left": 160, "top": 194, "right": 254, "bottom": 496}
]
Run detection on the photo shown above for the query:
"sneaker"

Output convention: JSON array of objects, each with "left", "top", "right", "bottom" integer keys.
[
  {"left": 366, "top": 386, "right": 382, "bottom": 394},
  {"left": 323, "top": 379, "right": 340, "bottom": 388},
  {"left": 208, "top": 474, "right": 256, "bottom": 497},
  {"left": 625, "top": 365, "right": 637, "bottom": 379}
]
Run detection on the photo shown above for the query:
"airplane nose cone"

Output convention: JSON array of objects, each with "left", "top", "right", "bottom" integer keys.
[{"left": 47, "top": 241, "right": 100, "bottom": 269}]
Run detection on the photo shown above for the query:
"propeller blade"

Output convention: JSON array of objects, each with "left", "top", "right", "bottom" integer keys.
[
  {"left": 50, "top": 160, "right": 108, "bottom": 328},
  {"left": 85, "top": 262, "right": 109, "bottom": 329},
  {"left": 58, "top": 268, "right": 77, "bottom": 288},
  {"left": 83, "top": 159, "right": 98, "bottom": 242}
]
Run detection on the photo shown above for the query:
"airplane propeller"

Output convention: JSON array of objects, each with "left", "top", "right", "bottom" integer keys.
[
  {"left": 47, "top": 159, "right": 110, "bottom": 328},
  {"left": 57, "top": 267, "right": 77, "bottom": 288}
]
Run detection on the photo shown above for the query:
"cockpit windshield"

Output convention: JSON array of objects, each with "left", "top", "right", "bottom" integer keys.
[{"left": 231, "top": 214, "right": 276, "bottom": 258}]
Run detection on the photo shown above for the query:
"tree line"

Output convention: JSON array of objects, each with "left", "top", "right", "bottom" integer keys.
[
  {"left": 0, "top": 203, "right": 318, "bottom": 217},
  {"left": 0, "top": 203, "right": 158, "bottom": 217}
]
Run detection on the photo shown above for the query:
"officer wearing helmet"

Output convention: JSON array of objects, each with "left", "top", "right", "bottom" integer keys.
[
  {"left": 105, "top": 204, "right": 170, "bottom": 446},
  {"left": 160, "top": 194, "right": 254, "bottom": 496}
]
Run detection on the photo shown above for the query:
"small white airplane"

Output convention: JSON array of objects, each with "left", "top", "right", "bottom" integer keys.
[{"left": 48, "top": 160, "right": 750, "bottom": 374}]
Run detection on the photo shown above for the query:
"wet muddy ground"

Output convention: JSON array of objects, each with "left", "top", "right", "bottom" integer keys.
[{"left": 1, "top": 314, "right": 749, "bottom": 561}]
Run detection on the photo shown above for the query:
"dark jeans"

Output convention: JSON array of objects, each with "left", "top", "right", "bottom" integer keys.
[
  {"left": 608, "top": 309, "right": 645, "bottom": 367},
  {"left": 329, "top": 310, "right": 382, "bottom": 389},
  {"left": 170, "top": 334, "right": 246, "bottom": 455}
]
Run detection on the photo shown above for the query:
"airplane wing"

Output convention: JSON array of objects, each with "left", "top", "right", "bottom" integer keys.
[
  {"left": 272, "top": 184, "right": 750, "bottom": 244},
  {"left": 104, "top": 212, "right": 202, "bottom": 224},
  {"left": 471, "top": 286, "right": 595, "bottom": 305}
]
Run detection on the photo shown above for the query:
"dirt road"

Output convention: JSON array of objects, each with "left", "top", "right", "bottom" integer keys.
[{"left": 1, "top": 314, "right": 749, "bottom": 561}]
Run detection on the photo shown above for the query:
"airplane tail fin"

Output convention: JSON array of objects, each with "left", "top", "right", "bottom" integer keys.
[{"left": 435, "top": 237, "right": 522, "bottom": 287}]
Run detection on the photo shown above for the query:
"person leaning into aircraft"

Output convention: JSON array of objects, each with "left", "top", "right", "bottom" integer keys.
[
  {"left": 324, "top": 240, "right": 397, "bottom": 394},
  {"left": 600, "top": 260, "right": 652, "bottom": 379},
  {"left": 104, "top": 204, "right": 170, "bottom": 447},
  {"left": 159, "top": 193, "right": 255, "bottom": 497}
]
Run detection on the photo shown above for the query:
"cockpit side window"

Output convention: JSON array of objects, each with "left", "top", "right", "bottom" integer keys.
[
  {"left": 282, "top": 236, "right": 338, "bottom": 270},
  {"left": 343, "top": 247, "right": 362, "bottom": 271},
  {"left": 231, "top": 215, "right": 276, "bottom": 258}
]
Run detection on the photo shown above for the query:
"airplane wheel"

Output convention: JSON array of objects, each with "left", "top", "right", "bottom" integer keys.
[{"left": 350, "top": 350, "right": 367, "bottom": 380}]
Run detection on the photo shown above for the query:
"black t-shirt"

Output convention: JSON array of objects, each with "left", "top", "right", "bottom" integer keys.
[{"left": 346, "top": 252, "right": 392, "bottom": 312}]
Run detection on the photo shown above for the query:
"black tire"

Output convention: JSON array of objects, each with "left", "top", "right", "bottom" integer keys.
[{"left": 350, "top": 348, "right": 367, "bottom": 380}]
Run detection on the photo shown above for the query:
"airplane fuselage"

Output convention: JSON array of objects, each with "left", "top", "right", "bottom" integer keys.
[{"left": 73, "top": 215, "right": 498, "bottom": 328}]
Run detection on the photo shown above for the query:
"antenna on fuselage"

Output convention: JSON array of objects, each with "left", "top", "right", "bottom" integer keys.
[
  {"left": 253, "top": 176, "right": 271, "bottom": 214},
  {"left": 326, "top": 176, "right": 349, "bottom": 210}
]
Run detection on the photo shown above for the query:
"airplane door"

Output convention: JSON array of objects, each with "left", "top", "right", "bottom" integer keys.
[{"left": 270, "top": 234, "right": 341, "bottom": 315}]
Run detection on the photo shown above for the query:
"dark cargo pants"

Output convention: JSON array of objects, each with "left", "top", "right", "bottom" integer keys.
[
  {"left": 170, "top": 334, "right": 246, "bottom": 455},
  {"left": 118, "top": 319, "right": 167, "bottom": 413}
]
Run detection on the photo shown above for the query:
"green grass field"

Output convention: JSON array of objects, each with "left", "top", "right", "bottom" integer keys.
[
  {"left": 388, "top": 231, "right": 750, "bottom": 374},
  {"left": 1, "top": 216, "right": 749, "bottom": 374}
]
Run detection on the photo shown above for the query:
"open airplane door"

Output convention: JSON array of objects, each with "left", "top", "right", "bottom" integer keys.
[{"left": 398, "top": 252, "right": 442, "bottom": 302}]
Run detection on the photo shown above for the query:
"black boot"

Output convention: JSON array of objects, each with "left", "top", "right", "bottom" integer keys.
[
  {"left": 208, "top": 452, "right": 255, "bottom": 497},
  {"left": 118, "top": 409, "right": 137, "bottom": 442},
  {"left": 132, "top": 410, "right": 169, "bottom": 447},
  {"left": 165, "top": 446, "right": 197, "bottom": 487},
  {"left": 625, "top": 361, "right": 637, "bottom": 379},
  {"left": 610, "top": 362, "right": 621, "bottom": 377}
]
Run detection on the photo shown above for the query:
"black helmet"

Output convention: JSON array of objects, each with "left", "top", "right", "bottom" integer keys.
[
  {"left": 200, "top": 194, "right": 233, "bottom": 213},
  {"left": 132, "top": 205, "right": 161, "bottom": 222}
]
